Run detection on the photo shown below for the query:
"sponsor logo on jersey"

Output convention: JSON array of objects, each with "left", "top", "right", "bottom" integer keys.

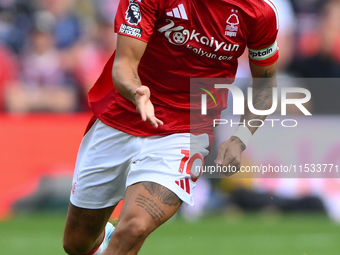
[
  {"left": 166, "top": 3, "right": 188, "bottom": 20},
  {"left": 249, "top": 41, "right": 278, "bottom": 60},
  {"left": 158, "top": 19, "right": 240, "bottom": 53},
  {"left": 225, "top": 10, "right": 239, "bottom": 37},
  {"left": 125, "top": 0, "right": 142, "bottom": 25},
  {"left": 120, "top": 24, "right": 143, "bottom": 38}
]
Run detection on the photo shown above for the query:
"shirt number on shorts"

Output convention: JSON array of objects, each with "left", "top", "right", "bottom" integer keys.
[{"left": 178, "top": 149, "right": 204, "bottom": 182}]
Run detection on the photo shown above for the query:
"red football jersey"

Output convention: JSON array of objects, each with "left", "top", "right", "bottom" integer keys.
[{"left": 88, "top": 0, "right": 279, "bottom": 137}]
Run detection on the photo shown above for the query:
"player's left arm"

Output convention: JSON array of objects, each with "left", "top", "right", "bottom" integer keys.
[
  {"left": 241, "top": 61, "right": 277, "bottom": 133},
  {"left": 215, "top": 0, "right": 279, "bottom": 176},
  {"left": 214, "top": 62, "right": 277, "bottom": 176}
]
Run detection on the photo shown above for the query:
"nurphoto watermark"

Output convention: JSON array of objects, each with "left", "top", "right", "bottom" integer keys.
[{"left": 190, "top": 78, "right": 340, "bottom": 179}]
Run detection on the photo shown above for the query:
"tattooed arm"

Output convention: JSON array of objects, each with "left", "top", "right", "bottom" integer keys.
[
  {"left": 112, "top": 34, "right": 163, "bottom": 128},
  {"left": 215, "top": 62, "right": 277, "bottom": 176},
  {"left": 241, "top": 61, "right": 277, "bottom": 134}
]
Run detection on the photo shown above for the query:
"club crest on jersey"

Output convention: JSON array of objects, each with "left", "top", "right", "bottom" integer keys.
[
  {"left": 225, "top": 10, "right": 239, "bottom": 37},
  {"left": 125, "top": 0, "right": 142, "bottom": 25}
]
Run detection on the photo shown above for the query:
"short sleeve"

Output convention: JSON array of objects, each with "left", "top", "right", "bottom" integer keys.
[
  {"left": 247, "top": 0, "right": 279, "bottom": 66},
  {"left": 114, "top": 0, "right": 159, "bottom": 43}
]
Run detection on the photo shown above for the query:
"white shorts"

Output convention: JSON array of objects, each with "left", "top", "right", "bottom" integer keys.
[{"left": 70, "top": 119, "right": 210, "bottom": 208}]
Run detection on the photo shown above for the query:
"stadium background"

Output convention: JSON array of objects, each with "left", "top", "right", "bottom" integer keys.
[{"left": 1, "top": 0, "right": 340, "bottom": 254}]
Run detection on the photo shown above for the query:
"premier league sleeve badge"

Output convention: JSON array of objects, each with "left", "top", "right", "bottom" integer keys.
[{"left": 125, "top": 0, "right": 142, "bottom": 25}]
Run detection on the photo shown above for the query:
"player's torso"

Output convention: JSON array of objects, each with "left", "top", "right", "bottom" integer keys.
[{"left": 89, "top": 0, "right": 277, "bottom": 136}]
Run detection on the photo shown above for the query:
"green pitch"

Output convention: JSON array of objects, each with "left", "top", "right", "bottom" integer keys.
[{"left": 0, "top": 212, "right": 339, "bottom": 255}]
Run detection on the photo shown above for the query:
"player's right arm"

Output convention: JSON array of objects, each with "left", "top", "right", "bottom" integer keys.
[
  {"left": 111, "top": 0, "right": 162, "bottom": 128},
  {"left": 112, "top": 34, "right": 146, "bottom": 103},
  {"left": 112, "top": 34, "right": 163, "bottom": 128}
]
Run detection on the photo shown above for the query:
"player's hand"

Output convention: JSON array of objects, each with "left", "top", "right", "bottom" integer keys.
[
  {"left": 134, "top": 86, "right": 164, "bottom": 128},
  {"left": 214, "top": 136, "right": 246, "bottom": 177}
]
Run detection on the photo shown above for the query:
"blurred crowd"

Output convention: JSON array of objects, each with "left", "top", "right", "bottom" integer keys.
[
  {"left": 0, "top": 0, "right": 340, "bottom": 113},
  {"left": 0, "top": 0, "right": 118, "bottom": 112}
]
